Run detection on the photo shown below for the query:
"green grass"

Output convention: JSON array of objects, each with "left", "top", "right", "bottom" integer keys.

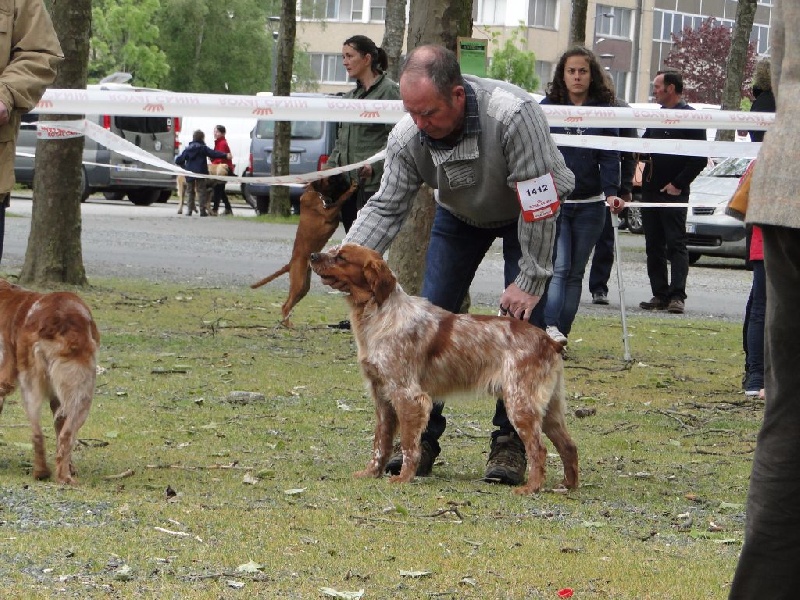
[{"left": 0, "top": 279, "right": 757, "bottom": 598}]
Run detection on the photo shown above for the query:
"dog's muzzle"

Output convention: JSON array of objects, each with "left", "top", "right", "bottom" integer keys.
[{"left": 317, "top": 192, "right": 336, "bottom": 209}]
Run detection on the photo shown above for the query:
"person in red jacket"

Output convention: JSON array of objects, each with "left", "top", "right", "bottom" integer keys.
[{"left": 211, "top": 125, "right": 235, "bottom": 216}]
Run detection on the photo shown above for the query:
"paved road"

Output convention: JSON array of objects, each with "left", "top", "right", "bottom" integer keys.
[{"left": 3, "top": 192, "right": 751, "bottom": 321}]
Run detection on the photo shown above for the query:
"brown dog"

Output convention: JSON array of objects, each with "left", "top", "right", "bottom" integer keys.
[
  {"left": 310, "top": 244, "right": 579, "bottom": 495},
  {"left": 251, "top": 173, "right": 357, "bottom": 326},
  {"left": 0, "top": 280, "right": 100, "bottom": 484}
]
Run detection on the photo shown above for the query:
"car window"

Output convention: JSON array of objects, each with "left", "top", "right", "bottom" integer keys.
[
  {"left": 705, "top": 157, "right": 752, "bottom": 178},
  {"left": 114, "top": 116, "right": 172, "bottom": 134},
  {"left": 254, "top": 120, "right": 324, "bottom": 140}
]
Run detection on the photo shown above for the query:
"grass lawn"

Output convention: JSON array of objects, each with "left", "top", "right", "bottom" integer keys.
[{"left": 0, "top": 279, "right": 758, "bottom": 599}]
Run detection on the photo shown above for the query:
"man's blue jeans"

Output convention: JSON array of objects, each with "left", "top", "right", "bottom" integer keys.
[
  {"left": 419, "top": 206, "right": 549, "bottom": 449},
  {"left": 544, "top": 201, "right": 607, "bottom": 335}
]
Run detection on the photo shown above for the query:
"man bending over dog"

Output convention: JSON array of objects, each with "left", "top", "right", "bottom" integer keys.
[{"left": 327, "top": 44, "right": 575, "bottom": 486}]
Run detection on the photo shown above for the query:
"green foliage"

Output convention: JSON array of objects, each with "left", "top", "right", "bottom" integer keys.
[
  {"left": 0, "top": 279, "right": 757, "bottom": 597},
  {"left": 488, "top": 25, "right": 539, "bottom": 92},
  {"left": 90, "top": 0, "right": 169, "bottom": 86},
  {"left": 156, "top": 0, "right": 273, "bottom": 94}
]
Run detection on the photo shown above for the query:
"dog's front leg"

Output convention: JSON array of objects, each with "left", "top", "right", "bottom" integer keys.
[
  {"left": 389, "top": 392, "right": 432, "bottom": 484},
  {"left": 354, "top": 396, "right": 397, "bottom": 479}
]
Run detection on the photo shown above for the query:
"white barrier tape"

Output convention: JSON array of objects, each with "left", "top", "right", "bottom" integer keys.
[
  {"left": 33, "top": 119, "right": 387, "bottom": 186},
  {"left": 552, "top": 133, "right": 760, "bottom": 159},
  {"left": 34, "top": 90, "right": 773, "bottom": 131}
]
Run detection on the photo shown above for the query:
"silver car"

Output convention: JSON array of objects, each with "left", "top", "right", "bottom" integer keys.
[{"left": 686, "top": 157, "right": 751, "bottom": 264}]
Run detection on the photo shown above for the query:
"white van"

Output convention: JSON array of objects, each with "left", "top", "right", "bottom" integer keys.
[
  {"left": 177, "top": 116, "right": 255, "bottom": 194},
  {"left": 14, "top": 81, "right": 180, "bottom": 205}
]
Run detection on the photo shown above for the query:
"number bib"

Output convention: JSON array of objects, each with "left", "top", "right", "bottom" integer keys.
[{"left": 515, "top": 173, "right": 559, "bottom": 222}]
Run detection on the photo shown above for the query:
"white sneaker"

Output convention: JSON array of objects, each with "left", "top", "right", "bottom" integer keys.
[{"left": 546, "top": 325, "right": 568, "bottom": 345}]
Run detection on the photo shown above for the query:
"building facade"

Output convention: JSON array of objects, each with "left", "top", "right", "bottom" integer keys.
[{"left": 295, "top": 0, "right": 772, "bottom": 102}]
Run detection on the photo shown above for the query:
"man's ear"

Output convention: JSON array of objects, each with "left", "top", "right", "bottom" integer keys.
[{"left": 363, "top": 258, "right": 396, "bottom": 305}]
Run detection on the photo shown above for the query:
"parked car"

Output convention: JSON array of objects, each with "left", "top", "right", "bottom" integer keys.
[
  {"left": 14, "top": 81, "right": 180, "bottom": 205},
  {"left": 686, "top": 157, "right": 751, "bottom": 264},
  {"left": 245, "top": 93, "right": 338, "bottom": 215}
]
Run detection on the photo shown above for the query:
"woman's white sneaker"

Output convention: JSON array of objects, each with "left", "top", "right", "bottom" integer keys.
[{"left": 546, "top": 325, "right": 568, "bottom": 345}]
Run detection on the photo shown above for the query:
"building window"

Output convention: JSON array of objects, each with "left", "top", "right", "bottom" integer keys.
[
  {"left": 528, "top": 0, "right": 557, "bottom": 29},
  {"left": 654, "top": 10, "right": 722, "bottom": 42},
  {"left": 369, "top": 0, "right": 386, "bottom": 21},
  {"left": 310, "top": 53, "right": 349, "bottom": 84},
  {"left": 595, "top": 4, "right": 632, "bottom": 40},
  {"left": 473, "top": 0, "right": 506, "bottom": 25},
  {"left": 305, "top": 0, "right": 340, "bottom": 20},
  {"left": 606, "top": 69, "right": 628, "bottom": 99},
  {"left": 349, "top": 0, "right": 362, "bottom": 21},
  {"left": 535, "top": 60, "right": 553, "bottom": 93},
  {"left": 751, "top": 24, "right": 770, "bottom": 55}
]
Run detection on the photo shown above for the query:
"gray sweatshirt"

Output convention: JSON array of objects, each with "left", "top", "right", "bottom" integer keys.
[{"left": 344, "top": 75, "right": 575, "bottom": 296}]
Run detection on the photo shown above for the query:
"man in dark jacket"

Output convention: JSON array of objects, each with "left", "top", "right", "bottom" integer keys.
[
  {"left": 175, "top": 130, "right": 230, "bottom": 216},
  {"left": 638, "top": 71, "right": 707, "bottom": 314}
]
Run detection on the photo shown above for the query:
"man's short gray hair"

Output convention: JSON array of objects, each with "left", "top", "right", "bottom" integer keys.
[{"left": 400, "top": 45, "right": 464, "bottom": 99}]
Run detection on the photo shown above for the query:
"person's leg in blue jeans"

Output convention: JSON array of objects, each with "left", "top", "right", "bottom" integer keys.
[
  {"left": 744, "top": 260, "right": 766, "bottom": 394},
  {"left": 544, "top": 206, "right": 572, "bottom": 330},
  {"left": 589, "top": 210, "right": 614, "bottom": 298},
  {"left": 557, "top": 202, "right": 606, "bottom": 335}
]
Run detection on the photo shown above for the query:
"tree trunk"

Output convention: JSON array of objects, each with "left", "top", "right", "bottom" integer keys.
[
  {"left": 20, "top": 0, "right": 91, "bottom": 286},
  {"left": 387, "top": 0, "right": 471, "bottom": 294},
  {"left": 381, "top": 0, "right": 407, "bottom": 82},
  {"left": 718, "top": 0, "right": 757, "bottom": 141},
  {"left": 569, "top": 0, "right": 589, "bottom": 47},
  {"left": 269, "top": 0, "right": 297, "bottom": 216}
]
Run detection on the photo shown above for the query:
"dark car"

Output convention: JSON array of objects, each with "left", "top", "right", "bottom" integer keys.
[
  {"left": 14, "top": 82, "right": 179, "bottom": 205},
  {"left": 245, "top": 93, "right": 338, "bottom": 215}
]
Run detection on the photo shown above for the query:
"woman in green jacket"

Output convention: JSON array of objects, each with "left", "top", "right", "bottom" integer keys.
[{"left": 326, "top": 35, "right": 400, "bottom": 232}]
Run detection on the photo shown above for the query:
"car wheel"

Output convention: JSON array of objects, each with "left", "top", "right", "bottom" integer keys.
[
  {"left": 626, "top": 205, "right": 644, "bottom": 234},
  {"left": 242, "top": 177, "right": 258, "bottom": 212},
  {"left": 127, "top": 188, "right": 160, "bottom": 206},
  {"left": 103, "top": 191, "right": 125, "bottom": 201},
  {"left": 157, "top": 189, "right": 172, "bottom": 203},
  {"left": 255, "top": 194, "right": 269, "bottom": 215},
  {"left": 80, "top": 167, "right": 91, "bottom": 202},
  {"left": 688, "top": 252, "right": 702, "bottom": 265}
]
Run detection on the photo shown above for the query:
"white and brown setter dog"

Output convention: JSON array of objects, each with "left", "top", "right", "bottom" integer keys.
[
  {"left": 310, "top": 244, "right": 578, "bottom": 495},
  {"left": 0, "top": 280, "right": 100, "bottom": 484}
]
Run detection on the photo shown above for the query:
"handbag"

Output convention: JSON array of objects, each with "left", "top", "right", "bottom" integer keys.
[{"left": 725, "top": 160, "right": 756, "bottom": 221}]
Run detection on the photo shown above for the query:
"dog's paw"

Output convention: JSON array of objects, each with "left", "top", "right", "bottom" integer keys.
[{"left": 353, "top": 468, "right": 381, "bottom": 479}]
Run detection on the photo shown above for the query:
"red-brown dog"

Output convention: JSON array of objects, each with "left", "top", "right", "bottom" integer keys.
[
  {"left": 251, "top": 173, "right": 357, "bottom": 326},
  {"left": 0, "top": 280, "right": 100, "bottom": 484},
  {"left": 310, "top": 244, "right": 579, "bottom": 495}
]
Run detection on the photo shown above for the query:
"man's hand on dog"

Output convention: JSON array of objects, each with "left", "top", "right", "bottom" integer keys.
[{"left": 499, "top": 283, "right": 540, "bottom": 321}]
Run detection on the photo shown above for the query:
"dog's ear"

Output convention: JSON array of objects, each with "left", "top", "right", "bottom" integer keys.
[{"left": 363, "top": 257, "right": 396, "bottom": 305}]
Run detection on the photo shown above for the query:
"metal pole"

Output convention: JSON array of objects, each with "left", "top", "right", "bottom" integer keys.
[{"left": 611, "top": 211, "right": 632, "bottom": 361}]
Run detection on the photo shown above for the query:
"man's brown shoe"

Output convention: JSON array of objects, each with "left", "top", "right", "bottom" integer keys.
[
  {"left": 639, "top": 297, "right": 667, "bottom": 310},
  {"left": 484, "top": 432, "right": 527, "bottom": 485},
  {"left": 385, "top": 440, "right": 438, "bottom": 476},
  {"left": 667, "top": 299, "right": 685, "bottom": 314}
]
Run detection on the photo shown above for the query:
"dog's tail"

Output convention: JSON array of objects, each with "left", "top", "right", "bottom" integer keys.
[{"left": 250, "top": 264, "right": 291, "bottom": 289}]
